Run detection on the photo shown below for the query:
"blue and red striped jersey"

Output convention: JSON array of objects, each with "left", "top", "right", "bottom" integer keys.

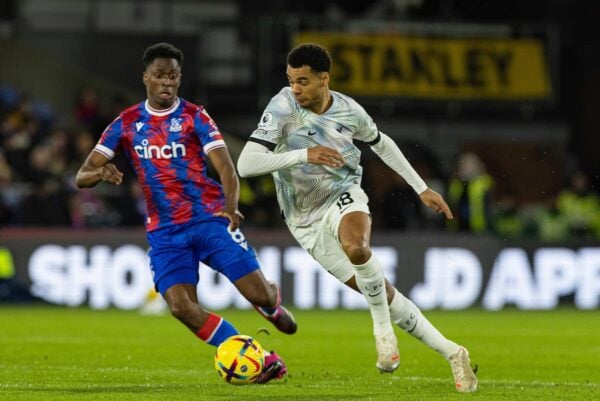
[{"left": 94, "top": 98, "right": 227, "bottom": 232}]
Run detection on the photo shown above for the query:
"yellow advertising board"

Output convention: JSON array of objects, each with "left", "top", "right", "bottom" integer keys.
[{"left": 294, "top": 32, "right": 552, "bottom": 100}]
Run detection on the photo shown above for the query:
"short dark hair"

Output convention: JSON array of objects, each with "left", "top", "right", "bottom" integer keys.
[
  {"left": 287, "top": 43, "right": 331, "bottom": 73},
  {"left": 143, "top": 42, "right": 184, "bottom": 69}
]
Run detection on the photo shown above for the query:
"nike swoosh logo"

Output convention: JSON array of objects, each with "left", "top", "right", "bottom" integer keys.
[
  {"left": 308, "top": 131, "right": 317, "bottom": 136},
  {"left": 368, "top": 289, "right": 384, "bottom": 297},
  {"left": 407, "top": 318, "right": 419, "bottom": 333}
]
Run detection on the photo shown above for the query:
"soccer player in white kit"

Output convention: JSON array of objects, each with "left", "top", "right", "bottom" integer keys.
[{"left": 237, "top": 43, "right": 477, "bottom": 392}]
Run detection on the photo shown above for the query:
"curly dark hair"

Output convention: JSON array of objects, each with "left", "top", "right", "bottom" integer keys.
[
  {"left": 142, "top": 42, "right": 184, "bottom": 69},
  {"left": 287, "top": 43, "right": 331, "bottom": 73}
]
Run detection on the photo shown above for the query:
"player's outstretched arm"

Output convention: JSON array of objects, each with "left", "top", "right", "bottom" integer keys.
[
  {"left": 237, "top": 142, "right": 342, "bottom": 178},
  {"left": 419, "top": 188, "right": 453, "bottom": 219},
  {"left": 238, "top": 141, "right": 306, "bottom": 177},
  {"left": 76, "top": 151, "right": 123, "bottom": 188},
  {"left": 369, "top": 132, "right": 428, "bottom": 195},
  {"left": 369, "top": 132, "right": 452, "bottom": 219},
  {"left": 208, "top": 147, "right": 244, "bottom": 230}
]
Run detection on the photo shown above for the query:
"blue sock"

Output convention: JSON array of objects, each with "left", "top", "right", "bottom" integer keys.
[{"left": 196, "top": 313, "right": 239, "bottom": 347}]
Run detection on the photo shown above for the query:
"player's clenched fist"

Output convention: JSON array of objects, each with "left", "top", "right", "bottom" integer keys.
[{"left": 100, "top": 163, "right": 124, "bottom": 185}]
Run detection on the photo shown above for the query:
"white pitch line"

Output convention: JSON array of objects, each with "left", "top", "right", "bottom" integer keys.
[{"left": 402, "top": 376, "right": 600, "bottom": 388}]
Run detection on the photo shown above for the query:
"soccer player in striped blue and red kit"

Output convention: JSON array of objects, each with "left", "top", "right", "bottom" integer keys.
[{"left": 76, "top": 42, "right": 295, "bottom": 383}]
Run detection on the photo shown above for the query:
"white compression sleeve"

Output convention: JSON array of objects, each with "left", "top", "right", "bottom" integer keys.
[
  {"left": 237, "top": 141, "right": 307, "bottom": 177},
  {"left": 353, "top": 255, "right": 394, "bottom": 336},
  {"left": 389, "top": 289, "right": 459, "bottom": 359},
  {"left": 370, "top": 133, "right": 428, "bottom": 195}
]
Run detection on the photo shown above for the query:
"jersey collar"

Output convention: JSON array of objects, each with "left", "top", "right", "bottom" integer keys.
[{"left": 144, "top": 98, "right": 180, "bottom": 117}]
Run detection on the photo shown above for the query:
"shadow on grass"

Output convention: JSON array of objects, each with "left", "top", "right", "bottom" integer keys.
[
  {"left": 3, "top": 385, "right": 380, "bottom": 401},
  {"left": 3, "top": 383, "right": 186, "bottom": 394}
]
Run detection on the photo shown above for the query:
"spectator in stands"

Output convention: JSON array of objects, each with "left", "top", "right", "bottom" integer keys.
[
  {"left": 71, "top": 129, "right": 95, "bottom": 167},
  {"left": 0, "top": 150, "right": 13, "bottom": 224},
  {"left": 238, "top": 175, "right": 281, "bottom": 228},
  {"left": 74, "top": 86, "right": 103, "bottom": 131},
  {"left": 447, "top": 152, "right": 494, "bottom": 234},
  {"left": 379, "top": 170, "right": 423, "bottom": 230},
  {"left": 0, "top": 149, "right": 12, "bottom": 184},
  {"left": 21, "top": 143, "right": 71, "bottom": 226},
  {"left": 492, "top": 196, "right": 525, "bottom": 240},
  {"left": 111, "top": 181, "right": 146, "bottom": 226},
  {"left": 367, "top": 141, "right": 447, "bottom": 231},
  {"left": 532, "top": 196, "right": 570, "bottom": 242},
  {"left": 556, "top": 171, "right": 600, "bottom": 239},
  {"left": 1, "top": 96, "right": 40, "bottom": 180}
]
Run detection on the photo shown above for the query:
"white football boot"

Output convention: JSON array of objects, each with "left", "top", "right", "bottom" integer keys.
[
  {"left": 375, "top": 331, "right": 400, "bottom": 373},
  {"left": 448, "top": 346, "right": 478, "bottom": 392}
]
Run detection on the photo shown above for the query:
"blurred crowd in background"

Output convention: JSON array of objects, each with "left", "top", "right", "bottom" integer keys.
[
  {"left": 1, "top": 84, "right": 598, "bottom": 241},
  {"left": 0, "top": 85, "right": 144, "bottom": 229}
]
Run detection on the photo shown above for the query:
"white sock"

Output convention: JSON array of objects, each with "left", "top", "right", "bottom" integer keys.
[
  {"left": 353, "top": 255, "right": 393, "bottom": 336},
  {"left": 389, "top": 289, "right": 459, "bottom": 359}
]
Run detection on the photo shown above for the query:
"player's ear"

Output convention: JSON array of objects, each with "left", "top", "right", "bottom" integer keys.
[
  {"left": 321, "top": 72, "right": 329, "bottom": 87},
  {"left": 142, "top": 70, "right": 149, "bottom": 86}
]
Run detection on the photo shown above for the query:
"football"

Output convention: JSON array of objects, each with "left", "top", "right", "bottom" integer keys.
[{"left": 214, "top": 335, "right": 265, "bottom": 385}]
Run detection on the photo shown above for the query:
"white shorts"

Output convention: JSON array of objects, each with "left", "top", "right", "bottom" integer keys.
[{"left": 287, "top": 185, "right": 370, "bottom": 283}]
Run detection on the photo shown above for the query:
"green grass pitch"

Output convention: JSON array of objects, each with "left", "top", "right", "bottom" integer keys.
[{"left": 0, "top": 306, "right": 598, "bottom": 400}]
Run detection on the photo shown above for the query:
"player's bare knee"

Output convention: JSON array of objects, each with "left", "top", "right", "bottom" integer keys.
[
  {"left": 169, "top": 299, "right": 200, "bottom": 322},
  {"left": 343, "top": 242, "right": 371, "bottom": 264}
]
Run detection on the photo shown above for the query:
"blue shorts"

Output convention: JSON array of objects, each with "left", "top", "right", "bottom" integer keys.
[{"left": 147, "top": 219, "right": 260, "bottom": 295}]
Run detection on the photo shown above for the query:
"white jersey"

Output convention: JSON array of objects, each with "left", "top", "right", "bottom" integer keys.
[{"left": 249, "top": 87, "right": 380, "bottom": 226}]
